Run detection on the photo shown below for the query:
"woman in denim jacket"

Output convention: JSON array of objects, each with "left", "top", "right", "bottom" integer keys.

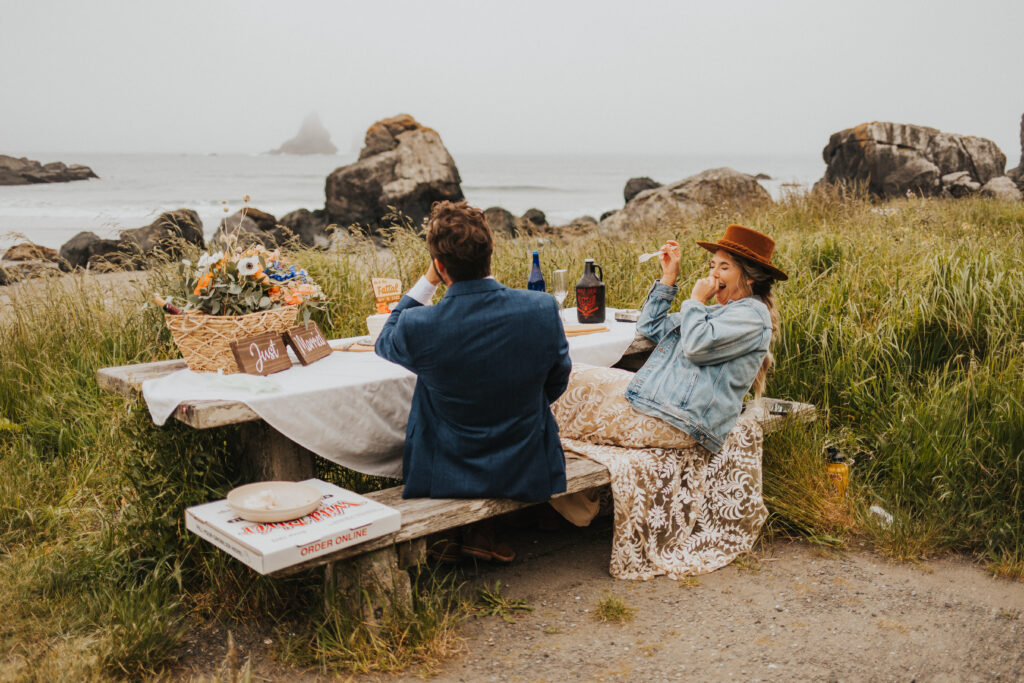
[
  {"left": 550, "top": 225, "right": 787, "bottom": 578},
  {"left": 554, "top": 224, "right": 787, "bottom": 455}
]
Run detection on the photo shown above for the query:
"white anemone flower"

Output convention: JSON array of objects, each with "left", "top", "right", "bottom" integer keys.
[
  {"left": 197, "top": 252, "right": 214, "bottom": 269},
  {"left": 237, "top": 256, "right": 260, "bottom": 277}
]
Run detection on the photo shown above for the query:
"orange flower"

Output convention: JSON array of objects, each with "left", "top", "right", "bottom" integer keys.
[
  {"left": 285, "top": 293, "right": 302, "bottom": 305},
  {"left": 194, "top": 272, "right": 213, "bottom": 295},
  {"left": 269, "top": 286, "right": 281, "bottom": 296}
]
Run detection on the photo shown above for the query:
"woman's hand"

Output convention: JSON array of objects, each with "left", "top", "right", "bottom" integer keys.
[
  {"left": 690, "top": 275, "right": 718, "bottom": 303},
  {"left": 658, "top": 241, "right": 681, "bottom": 286}
]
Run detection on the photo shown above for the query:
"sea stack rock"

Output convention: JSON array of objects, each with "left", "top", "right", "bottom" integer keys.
[
  {"left": 600, "top": 168, "right": 771, "bottom": 234},
  {"left": 325, "top": 114, "right": 463, "bottom": 231},
  {"left": 270, "top": 113, "right": 338, "bottom": 155},
  {"left": 0, "top": 154, "right": 98, "bottom": 185},
  {"left": 818, "top": 122, "right": 1005, "bottom": 198}
]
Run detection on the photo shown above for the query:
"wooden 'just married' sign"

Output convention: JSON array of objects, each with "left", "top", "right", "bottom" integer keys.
[
  {"left": 284, "top": 322, "right": 332, "bottom": 365},
  {"left": 230, "top": 332, "right": 292, "bottom": 376}
]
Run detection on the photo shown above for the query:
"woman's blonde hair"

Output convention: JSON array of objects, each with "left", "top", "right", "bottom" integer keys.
[{"left": 735, "top": 255, "right": 780, "bottom": 398}]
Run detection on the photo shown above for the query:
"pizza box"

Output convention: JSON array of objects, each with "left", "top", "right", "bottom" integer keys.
[{"left": 185, "top": 478, "right": 401, "bottom": 574}]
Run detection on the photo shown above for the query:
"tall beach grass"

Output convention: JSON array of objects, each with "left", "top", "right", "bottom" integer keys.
[{"left": 1, "top": 191, "right": 1022, "bottom": 676}]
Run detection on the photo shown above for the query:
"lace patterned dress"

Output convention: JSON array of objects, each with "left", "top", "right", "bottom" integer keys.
[{"left": 552, "top": 366, "right": 768, "bottom": 580}]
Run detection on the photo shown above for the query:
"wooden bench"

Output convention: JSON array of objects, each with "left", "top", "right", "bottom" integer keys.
[{"left": 97, "top": 338, "right": 814, "bottom": 615}]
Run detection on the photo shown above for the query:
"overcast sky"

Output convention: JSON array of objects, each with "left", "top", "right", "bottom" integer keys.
[{"left": 2, "top": 0, "right": 1022, "bottom": 161}]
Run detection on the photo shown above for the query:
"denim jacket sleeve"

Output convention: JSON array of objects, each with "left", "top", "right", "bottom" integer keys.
[
  {"left": 676, "top": 299, "right": 768, "bottom": 366},
  {"left": 636, "top": 281, "right": 681, "bottom": 343}
]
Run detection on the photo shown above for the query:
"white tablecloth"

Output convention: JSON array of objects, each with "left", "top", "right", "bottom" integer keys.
[{"left": 142, "top": 308, "right": 640, "bottom": 478}]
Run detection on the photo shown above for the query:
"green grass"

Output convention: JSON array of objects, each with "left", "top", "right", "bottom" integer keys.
[
  {"left": 472, "top": 580, "right": 533, "bottom": 623},
  {"left": 594, "top": 593, "right": 635, "bottom": 624},
  {"left": 1, "top": 191, "right": 1023, "bottom": 676}
]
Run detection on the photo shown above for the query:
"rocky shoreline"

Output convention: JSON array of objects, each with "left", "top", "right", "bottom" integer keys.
[
  {"left": 0, "top": 154, "right": 98, "bottom": 186},
  {"left": 3, "top": 112, "right": 1023, "bottom": 288}
]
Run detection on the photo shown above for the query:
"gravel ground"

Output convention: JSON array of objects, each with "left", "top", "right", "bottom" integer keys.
[{"left": 381, "top": 520, "right": 1024, "bottom": 682}]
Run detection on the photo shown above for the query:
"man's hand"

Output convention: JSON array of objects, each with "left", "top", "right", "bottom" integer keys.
[
  {"left": 425, "top": 259, "right": 442, "bottom": 286},
  {"left": 659, "top": 240, "right": 681, "bottom": 287}
]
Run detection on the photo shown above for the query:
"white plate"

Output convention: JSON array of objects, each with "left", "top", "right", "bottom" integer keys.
[{"left": 226, "top": 481, "right": 323, "bottom": 523}]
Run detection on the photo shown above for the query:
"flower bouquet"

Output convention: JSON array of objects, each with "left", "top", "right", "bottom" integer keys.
[{"left": 158, "top": 245, "right": 326, "bottom": 373}]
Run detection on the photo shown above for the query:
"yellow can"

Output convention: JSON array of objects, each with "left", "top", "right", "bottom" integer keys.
[
  {"left": 827, "top": 461, "right": 850, "bottom": 497},
  {"left": 825, "top": 445, "right": 850, "bottom": 497}
]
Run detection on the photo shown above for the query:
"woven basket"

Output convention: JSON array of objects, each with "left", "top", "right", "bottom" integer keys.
[{"left": 165, "top": 306, "right": 299, "bottom": 374}]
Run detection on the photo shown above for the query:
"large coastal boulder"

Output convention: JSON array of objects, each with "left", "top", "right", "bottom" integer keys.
[
  {"left": 59, "top": 232, "right": 124, "bottom": 270},
  {"left": 980, "top": 176, "right": 1023, "bottom": 201},
  {"left": 942, "top": 172, "right": 981, "bottom": 198},
  {"left": 3, "top": 243, "right": 60, "bottom": 262},
  {"left": 213, "top": 207, "right": 335, "bottom": 249},
  {"left": 269, "top": 113, "right": 338, "bottom": 155},
  {"left": 119, "top": 209, "right": 204, "bottom": 257},
  {"left": 59, "top": 209, "right": 204, "bottom": 270},
  {"left": 624, "top": 176, "right": 661, "bottom": 204},
  {"left": 818, "top": 122, "right": 1006, "bottom": 198},
  {"left": 521, "top": 208, "right": 548, "bottom": 232},
  {"left": 483, "top": 206, "right": 518, "bottom": 236},
  {"left": 212, "top": 208, "right": 286, "bottom": 246},
  {"left": 0, "top": 242, "right": 63, "bottom": 285},
  {"left": 0, "top": 155, "right": 98, "bottom": 185},
  {"left": 278, "top": 208, "right": 333, "bottom": 248},
  {"left": 325, "top": 114, "right": 463, "bottom": 231},
  {"left": 0, "top": 259, "right": 62, "bottom": 285},
  {"left": 600, "top": 168, "right": 771, "bottom": 234}
]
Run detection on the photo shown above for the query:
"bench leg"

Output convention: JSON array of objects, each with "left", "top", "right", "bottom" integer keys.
[
  {"left": 239, "top": 421, "right": 315, "bottom": 481},
  {"left": 324, "top": 545, "right": 414, "bottom": 626}
]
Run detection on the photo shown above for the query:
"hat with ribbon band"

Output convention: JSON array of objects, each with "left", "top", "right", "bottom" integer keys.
[{"left": 696, "top": 224, "right": 788, "bottom": 281}]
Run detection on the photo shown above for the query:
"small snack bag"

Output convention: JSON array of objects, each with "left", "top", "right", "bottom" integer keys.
[{"left": 371, "top": 278, "right": 402, "bottom": 314}]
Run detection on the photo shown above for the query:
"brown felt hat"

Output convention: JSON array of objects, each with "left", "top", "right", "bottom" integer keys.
[{"left": 696, "top": 224, "right": 788, "bottom": 281}]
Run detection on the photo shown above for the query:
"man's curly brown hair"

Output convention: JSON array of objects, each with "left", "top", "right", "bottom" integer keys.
[{"left": 426, "top": 201, "right": 493, "bottom": 282}]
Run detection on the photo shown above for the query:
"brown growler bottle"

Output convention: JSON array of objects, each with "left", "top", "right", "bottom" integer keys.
[{"left": 575, "top": 258, "right": 606, "bottom": 323}]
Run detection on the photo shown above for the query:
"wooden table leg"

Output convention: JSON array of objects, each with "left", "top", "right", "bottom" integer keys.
[
  {"left": 239, "top": 421, "right": 316, "bottom": 481},
  {"left": 324, "top": 546, "right": 413, "bottom": 626}
]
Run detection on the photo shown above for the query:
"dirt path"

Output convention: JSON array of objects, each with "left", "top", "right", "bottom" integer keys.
[{"left": 381, "top": 521, "right": 1023, "bottom": 682}]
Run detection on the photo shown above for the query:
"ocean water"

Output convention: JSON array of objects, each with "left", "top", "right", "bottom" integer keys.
[{"left": 0, "top": 152, "right": 825, "bottom": 252}]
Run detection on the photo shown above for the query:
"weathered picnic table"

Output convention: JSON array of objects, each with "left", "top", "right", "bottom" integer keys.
[{"left": 97, "top": 329, "right": 813, "bottom": 614}]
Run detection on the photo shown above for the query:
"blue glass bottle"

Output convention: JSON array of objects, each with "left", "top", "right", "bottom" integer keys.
[{"left": 527, "top": 250, "right": 545, "bottom": 292}]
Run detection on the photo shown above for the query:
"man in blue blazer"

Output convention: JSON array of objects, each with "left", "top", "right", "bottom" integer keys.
[{"left": 376, "top": 202, "right": 571, "bottom": 524}]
